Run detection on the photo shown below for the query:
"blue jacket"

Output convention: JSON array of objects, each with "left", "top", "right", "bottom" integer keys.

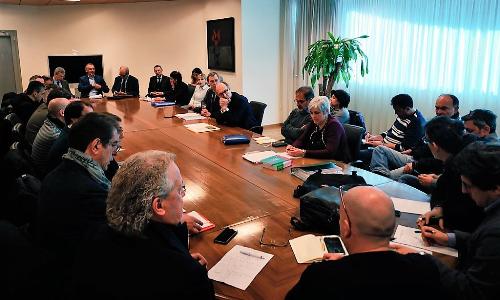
[{"left": 78, "top": 75, "right": 109, "bottom": 98}]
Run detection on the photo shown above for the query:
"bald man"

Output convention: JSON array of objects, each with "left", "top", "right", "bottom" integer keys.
[
  {"left": 111, "top": 66, "right": 139, "bottom": 97},
  {"left": 32, "top": 97, "right": 71, "bottom": 177},
  {"left": 210, "top": 82, "right": 257, "bottom": 130},
  {"left": 286, "top": 186, "right": 444, "bottom": 299}
]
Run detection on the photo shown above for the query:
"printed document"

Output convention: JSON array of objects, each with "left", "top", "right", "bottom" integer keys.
[
  {"left": 391, "top": 197, "right": 430, "bottom": 215},
  {"left": 392, "top": 225, "right": 458, "bottom": 257}
]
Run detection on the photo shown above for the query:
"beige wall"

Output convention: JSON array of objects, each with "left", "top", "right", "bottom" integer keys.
[{"left": 0, "top": 0, "right": 243, "bottom": 96}]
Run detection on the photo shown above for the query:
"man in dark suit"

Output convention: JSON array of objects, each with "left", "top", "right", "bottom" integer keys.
[
  {"left": 52, "top": 67, "right": 72, "bottom": 95},
  {"left": 393, "top": 141, "right": 500, "bottom": 299},
  {"left": 111, "top": 66, "right": 140, "bottom": 97},
  {"left": 147, "top": 64, "right": 171, "bottom": 97},
  {"left": 70, "top": 150, "right": 215, "bottom": 299},
  {"left": 77, "top": 63, "right": 110, "bottom": 98},
  {"left": 37, "top": 113, "right": 121, "bottom": 278},
  {"left": 11, "top": 80, "right": 46, "bottom": 124},
  {"left": 287, "top": 186, "right": 444, "bottom": 300},
  {"left": 211, "top": 82, "right": 257, "bottom": 130}
]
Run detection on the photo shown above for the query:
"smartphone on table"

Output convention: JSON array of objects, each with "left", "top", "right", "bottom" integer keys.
[
  {"left": 322, "top": 235, "right": 348, "bottom": 255},
  {"left": 214, "top": 227, "right": 238, "bottom": 244}
]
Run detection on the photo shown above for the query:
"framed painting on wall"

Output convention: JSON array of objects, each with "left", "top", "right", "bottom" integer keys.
[{"left": 207, "top": 17, "right": 235, "bottom": 72}]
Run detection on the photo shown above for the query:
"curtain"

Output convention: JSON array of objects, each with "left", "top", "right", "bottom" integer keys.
[
  {"left": 280, "top": 0, "right": 337, "bottom": 121},
  {"left": 281, "top": 0, "right": 500, "bottom": 133}
]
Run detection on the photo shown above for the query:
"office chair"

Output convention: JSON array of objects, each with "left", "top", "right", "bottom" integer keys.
[
  {"left": 343, "top": 124, "right": 365, "bottom": 163},
  {"left": 348, "top": 109, "right": 366, "bottom": 130},
  {"left": 249, "top": 101, "right": 267, "bottom": 135}
]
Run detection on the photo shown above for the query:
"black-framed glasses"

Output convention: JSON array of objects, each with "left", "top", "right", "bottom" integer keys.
[{"left": 259, "top": 227, "right": 292, "bottom": 248}]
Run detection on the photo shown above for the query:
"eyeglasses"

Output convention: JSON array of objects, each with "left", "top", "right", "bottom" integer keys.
[
  {"left": 217, "top": 89, "right": 229, "bottom": 97},
  {"left": 259, "top": 227, "right": 292, "bottom": 248},
  {"left": 422, "top": 135, "right": 431, "bottom": 144}
]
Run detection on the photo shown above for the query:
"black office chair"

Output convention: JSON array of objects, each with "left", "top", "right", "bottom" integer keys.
[
  {"left": 348, "top": 109, "right": 366, "bottom": 130},
  {"left": 249, "top": 101, "right": 267, "bottom": 134},
  {"left": 343, "top": 124, "right": 365, "bottom": 163}
]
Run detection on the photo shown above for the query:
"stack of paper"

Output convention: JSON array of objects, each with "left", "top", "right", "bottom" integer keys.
[
  {"left": 253, "top": 136, "right": 277, "bottom": 144},
  {"left": 186, "top": 211, "right": 215, "bottom": 232},
  {"left": 208, "top": 245, "right": 273, "bottom": 290},
  {"left": 391, "top": 197, "right": 430, "bottom": 215},
  {"left": 175, "top": 113, "right": 206, "bottom": 121},
  {"left": 392, "top": 225, "right": 458, "bottom": 257},
  {"left": 184, "top": 123, "right": 220, "bottom": 133},
  {"left": 242, "top": 151, "right": 277, "bottom": 163}
]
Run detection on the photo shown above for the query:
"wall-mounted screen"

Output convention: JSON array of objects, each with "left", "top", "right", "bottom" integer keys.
[{"left": 48, "top": 55, "right": 103, "bottom": 83}]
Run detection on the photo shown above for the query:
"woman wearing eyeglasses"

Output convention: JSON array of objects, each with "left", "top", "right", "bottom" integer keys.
[{"left": 286, "top": 96, "right": 350, "bottom": 162}]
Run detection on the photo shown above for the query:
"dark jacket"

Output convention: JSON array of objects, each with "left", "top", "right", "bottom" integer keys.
[
  {"left": 71, "top": 222, "right": 215, "bottom": 299},
  {"left": 430, "top": 135, "right": 484, "bottom": 232},
  {"left": 434, "top": 201, "right": 500, "bottom": 300},
  {"left": 11, "top": 93, "right": 41, "bottom": 125},
  {"left": 147, "top": 75, "right": 172, "bottom": 96},
  {"left": 212, "top": 92, "right": 258, "bottom": 130},
  {"left": 111, "top": 75, "right": 140, "bottom": 97},
  {"left": 293, "top": 115, "right": 350, "bottom": 161},
  {"left": 281, "top": 108, "right": 311, "bottom": 144},
  {"left": 286, "top": 251, "right": 444, "bottom": 300},
  {"left": 78, "top": 75, "right": 110, "bottom": 98},
  {"left": 167, "top": 81, "right": 190, "bottom": 106},
  {"left": 37, "top": 159, "right": 108, "bottom": 268},
  {"left": 25, "top": 102, "right": 48, "bottom": 146},
  {"left": 53, "top": 79, "right": 71, "bottom": 95},
  {"left": 201, "top": 89, "right": 220, "bottom": 115}
]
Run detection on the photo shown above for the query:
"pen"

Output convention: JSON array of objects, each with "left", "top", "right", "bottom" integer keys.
[
  {"left": 240, "top": 251, "right": 265, "bottom": 259},
  {"left": 414, "top": 230, "right": 422, "bottom": 233}
]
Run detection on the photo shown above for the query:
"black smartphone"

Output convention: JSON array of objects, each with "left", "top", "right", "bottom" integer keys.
[
  {"left": 323, "top": 236, "right": 348, "bottom": 254},
  {"left": 214, "top": 228, "right": 238, "bottom": 244},
  {"left": 272, "top": 140, "right": 287, "bottom": 147}
]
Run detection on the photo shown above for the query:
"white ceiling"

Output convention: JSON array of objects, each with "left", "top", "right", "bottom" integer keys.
[{"left": 0, "top": 0, "right": 175, "bottom": 5}]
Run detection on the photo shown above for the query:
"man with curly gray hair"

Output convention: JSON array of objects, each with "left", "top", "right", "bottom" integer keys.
[{"left": 71, "top": 150, "right": 215, "bottom": 299}]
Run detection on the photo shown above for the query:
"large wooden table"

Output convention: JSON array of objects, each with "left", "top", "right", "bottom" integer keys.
[{"left": 94, "top": 98, "right": 432, "bottom": 300}]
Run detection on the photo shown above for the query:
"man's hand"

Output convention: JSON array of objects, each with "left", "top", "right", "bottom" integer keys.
[
  {"left": 418, "top": 174, "right": 439, "bottom": 187},
  {"left": 323, "top": 253, "right": 344, "bottom": 261},
  {"left": 219, "top": 98, "right": 229, "bottom": 110},
  {"left": 420, "top": 226, "right": 448, "bottom": 247},
  {"left": 200, "top": 108, "right": 211, "bottom": 117},
  {"left": 365, "top": 140, "right": 383, "bottom": 147},
  {"left": 191, "top": 252, "right": 208, "bottom": 267},
  {"left": 401, "top": 149, "right": 412, "bottom": 155},
  {"left": 94, "top": 83, "right": 102, "bottom": 89},
  {"left": 181, "top": 213, "right": 203, "bottom": 234},
  {"left": 403, "top": 162, "right": 413, "bottom": 174},
  {"left": 417, "top": 207, "right": 443, "bottom": 228}
]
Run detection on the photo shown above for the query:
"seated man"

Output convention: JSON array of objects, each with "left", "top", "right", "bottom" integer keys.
[
  {"left": 286, "top": 186, "right": 443, "bottom": 299},
  {"left": 46, "top": 101, "right": 94, "bottom": 173},
  {"left": 330, "top": 89, "right": 350, "bottom": 124},
  {"left": 52, "top": 67, "right": 72, "bottom": 95},
  {"left": 25, "top": 87, "right": 72, "bottom": 146},
  {"left": 393, "top": 141, "right": 500, "bottom": 300},
  {"left": 147, "top": 64, "right": 171, "bottom": 97},
  {"left": 462, "top": 109, "right": 498, "bottom": 141},
  {"left": 31, "top": 97, "right": 71, "bottom": 177},
  {"left": 11, "top": 80, "right": 46, "bottom": 124},
  {"left": 211, "top": 82, "right": 258, "bottom": 130},
  {"left": 420, "top": 117, "right": 483, "bottom": 232},
  {"left": 111, "top": 66, "right": 139, "bottom": 97},
  {"left": 200, "top": 71, "right": 221, "bottom": 116},
  {"left": 286, "top": 96, "right": 350, "bottom": 161},
  {"left": 71, "top": 150, "right": 215, "bottom": 299},
  {"left": 370, "top": 94, "right": 459, "bottom": 181},
  {"left": 78, "top": 63, "right": 109, "bottom": 98},
  {"left": 38, "top": 112, "right": 120, "bottom": 272},
  {"left": 281, "top": 86, "right": 314, "bottom": 144}
]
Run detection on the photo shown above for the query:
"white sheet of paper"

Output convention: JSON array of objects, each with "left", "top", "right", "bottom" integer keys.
[
  {"left": 208, "top": 245, "right": 273, "bottom": 290},
  {"left": 175, "top": 113, "right": 206, "bottom": 120},
  {"left": 391, "top": 197, "right": 430, "bottom": 215},
  {"left": 242, "top": 151, "right": 276, "bottom": 163},
  {"left": 393, "top": 225, "right": 458, "bottom": 257},
  {"left": 253, "top": 136, "right": 277, "bottom": 144},
  {"left": 184, "top": 123, "right": 220, "bottom": 133}
]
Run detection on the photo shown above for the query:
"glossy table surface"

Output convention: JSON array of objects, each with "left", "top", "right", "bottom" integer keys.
[{"left": 94, "top": 98, "right": 435, "bottom": 299}]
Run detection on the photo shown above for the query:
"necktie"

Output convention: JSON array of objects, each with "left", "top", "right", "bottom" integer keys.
[
  {"left": 120, "top": 78, "right": 126, "bottom": 92},
  {"left": 57, "top": 81, "right": 62, "bottom": 88},
  {"left": 157, "top": 76, "right": 161, "bottom": 84}
]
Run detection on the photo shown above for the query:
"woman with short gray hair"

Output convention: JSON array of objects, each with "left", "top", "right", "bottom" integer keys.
[{"left": 286, "top": 96, "right": 351, "bottom": 161}]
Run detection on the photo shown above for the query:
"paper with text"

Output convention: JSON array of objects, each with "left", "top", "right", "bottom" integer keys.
[
  {"left": 184, "top": 123, "right": 220, "bottom": 133},
  {"left": 242, "top": 151, "right": 276, "bottom": 164},
  {"left": 391, "top": 197, "right": 430, "bottom": 215},
  {"left": 393, "top": 225, "right": 458, "bottom": 257},
  {"left": 208, "top": 245, "right": 273, "bottom": 290}
]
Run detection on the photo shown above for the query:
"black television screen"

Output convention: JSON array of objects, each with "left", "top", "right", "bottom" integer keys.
[{"left": 48, "top": 55, "right": 103, "bottom": 84}]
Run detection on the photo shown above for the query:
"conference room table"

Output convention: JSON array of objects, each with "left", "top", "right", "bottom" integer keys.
[{"left": 93, "top": 97, "right": 440, "bottom": 299}]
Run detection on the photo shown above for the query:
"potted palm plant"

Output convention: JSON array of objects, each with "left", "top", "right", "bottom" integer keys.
[{"left": 303, "top": 32, "right": 369, "bottom": 95}]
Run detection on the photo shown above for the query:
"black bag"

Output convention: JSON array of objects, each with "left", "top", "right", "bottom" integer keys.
[
  {"left": 291, "top": 186, "right": 342, "bottom": 234},
  {"left": 293, "top": 170, "right": 366, "bottom": 198}
]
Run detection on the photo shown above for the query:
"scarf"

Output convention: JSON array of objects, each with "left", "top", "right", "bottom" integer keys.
[{"left": 63, "top": 147, "right": 111, "bottom": 190}]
